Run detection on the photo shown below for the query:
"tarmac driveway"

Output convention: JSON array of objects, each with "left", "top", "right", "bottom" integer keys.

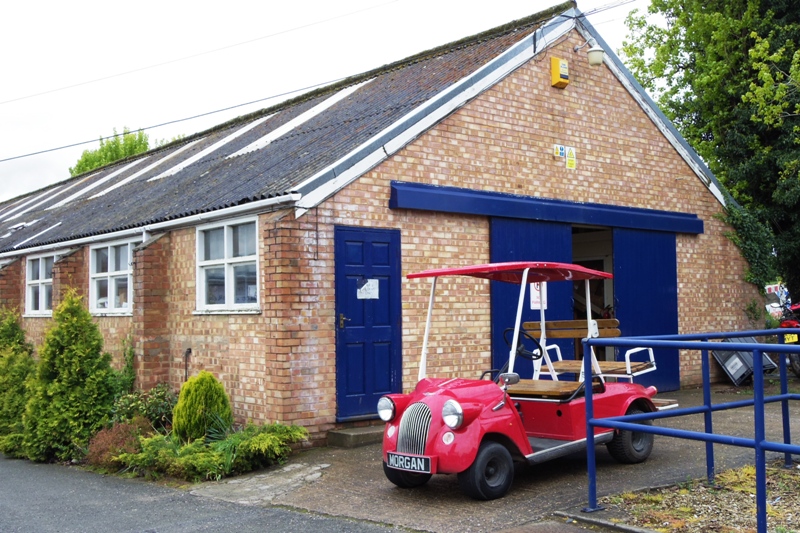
[{"left": 193, "top": 382, "right": 800, "bottom": 533}]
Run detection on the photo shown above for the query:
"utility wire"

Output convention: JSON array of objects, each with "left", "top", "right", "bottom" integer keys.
[
  {"left": 0, "top": 0, "right": 398, "bottom": 107},
  {"left": 0, "top": 0, "right": 635, "bottom": 165}
]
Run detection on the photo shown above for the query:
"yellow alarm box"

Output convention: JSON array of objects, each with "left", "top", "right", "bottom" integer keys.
[{"left": 551, "top": 57, "right": 569, "bottom": 88}]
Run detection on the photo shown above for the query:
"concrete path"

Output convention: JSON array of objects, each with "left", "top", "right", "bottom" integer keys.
[{"left": 192, "top": 381, "right": 800, "bottom": 532}]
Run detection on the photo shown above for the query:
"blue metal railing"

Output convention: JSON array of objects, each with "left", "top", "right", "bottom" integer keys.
[{"left": 581, "top": 328, "right": 800, "bottom": 533}]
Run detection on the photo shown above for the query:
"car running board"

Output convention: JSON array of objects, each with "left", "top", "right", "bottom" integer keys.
[{"left": 525, "top": 433, "right": 615, "bottom": 465}]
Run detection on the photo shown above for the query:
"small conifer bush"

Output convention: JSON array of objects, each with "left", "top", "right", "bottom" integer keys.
[
  {"left": 172, "top": 371, "right": 233, "bottom": 442},
  {"left": 22, "top": 289, "right": 116, "bottom": 462},
  {"left": 0, "top": 308, "right": 35, "bottom": 439}
]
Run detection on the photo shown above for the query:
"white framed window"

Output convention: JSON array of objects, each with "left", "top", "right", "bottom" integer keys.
[
  {"left": 26, "top": 254, "right": 57, "bottom": 315},
  {"left": 197, "top": 218, "right": 259, "bottom": 311},
  {"left": 90, "top": 240, "right": 139, "bottom": 313}
]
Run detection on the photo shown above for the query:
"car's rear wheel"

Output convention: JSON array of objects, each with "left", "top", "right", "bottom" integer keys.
[
  {"left": 382, "top": 461, "right": 432, "bottom": 488},
  {"left": 789, "top": 353, "right": 800, "bottom": 378},
  {"left": 457, "top": 441, "right": 514, "bottom": 500},
  {"left": 606, "top": 407, "right": 654, "bottom": 464}
]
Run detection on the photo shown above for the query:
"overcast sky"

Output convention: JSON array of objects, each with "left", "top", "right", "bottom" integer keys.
[{"left": 0, "top": 0, "right": 650, "bottom": 203}]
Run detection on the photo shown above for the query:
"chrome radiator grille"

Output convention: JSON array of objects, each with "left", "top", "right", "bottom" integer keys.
[{"left": 397, "top": 402, "right": 432, "bottom": 455}]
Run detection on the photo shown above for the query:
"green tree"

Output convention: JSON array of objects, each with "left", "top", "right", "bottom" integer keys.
[
  {"left": 23, "top": 289, "right": 116, "bottom": 461},
  {"left": 69, "top": 127, "right": 150, "bottom": 177},
  {"left": 622, "top": 1, "right": 800, "bottom": 293}
]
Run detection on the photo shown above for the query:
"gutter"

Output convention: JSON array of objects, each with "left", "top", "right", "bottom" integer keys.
[{"left": 0, "top": 192, "right": 301, "bottom": 259}]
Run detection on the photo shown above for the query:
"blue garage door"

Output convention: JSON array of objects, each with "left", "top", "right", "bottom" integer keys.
[
  {"left": 613, "top": 228, "right": 680, "bottom": 391},
  {"left": 490, "top": 218, "right": 573, "bottom": 377}
]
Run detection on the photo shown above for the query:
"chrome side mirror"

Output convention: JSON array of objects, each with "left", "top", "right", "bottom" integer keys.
[{"left": 498, "top": 372, "right": 520, "bottom": 386}]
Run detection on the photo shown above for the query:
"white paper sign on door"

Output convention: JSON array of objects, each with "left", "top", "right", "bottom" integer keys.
[
  {"left": 357, "top": 279, "right": 379, "bottom": 299},
  {"left": 530, "top": 282, "right": 547, "bottom": 310}
]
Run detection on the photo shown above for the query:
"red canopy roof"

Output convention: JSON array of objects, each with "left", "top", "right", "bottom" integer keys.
[{"left": 407, "top": 261, "right": 612, "bottom": 284}]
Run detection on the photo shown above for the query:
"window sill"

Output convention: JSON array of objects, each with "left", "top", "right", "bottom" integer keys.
[
  {"left": 91, "top": 310, "right": 134, "bottom": 317},
  {"left": 22, "top": 313, "right": 53, "bottom": 318},
  {"left": 193, "top": 308, "right": 262, "bottom": 316}
]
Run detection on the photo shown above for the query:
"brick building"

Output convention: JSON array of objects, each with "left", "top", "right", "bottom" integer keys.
[{"left": 0, "top": 3, "right": 760, "bottom": 442}]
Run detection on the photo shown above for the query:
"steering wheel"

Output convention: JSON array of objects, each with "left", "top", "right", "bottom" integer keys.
[{"left": 503, "top": 328, "right": 544, "bottom": 361}]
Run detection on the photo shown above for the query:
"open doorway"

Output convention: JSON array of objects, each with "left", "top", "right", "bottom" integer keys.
[{"left": 572, "top": 226, "right": 614, "bottom": 361}]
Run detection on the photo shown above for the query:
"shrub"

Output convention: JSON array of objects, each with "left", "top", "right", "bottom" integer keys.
[
  {"left": 116, "top": 421, "right": 308, "bottom": 481},
  {"left": 113, "top": 383, "right": 177, "bottom": 433},
  {"left": 172, "top": 371, "right": 232, "bottom": 442},
  {"left": 0, "top": 308, "right": 35, "bottom": 448},
  {"left": 86, "top": 416, "right": 152, "bottom": 471},
  {"left": 0, "top": 307, "right": 32, "bottom": 351},
  {"left": 23, "top": 289, "right": 116, "bottom": 462},
  {"left": 110, "top": 338, "right": 137, "bottom": 398},
  {"left": 0, "top": 433, "right": 25, "bottom": 458},
  {"left": 214, "top": 422, "right": 308, "bottom": 475},
  {"left": 0, "top": 344, "right": 36, "bottom": 438}
]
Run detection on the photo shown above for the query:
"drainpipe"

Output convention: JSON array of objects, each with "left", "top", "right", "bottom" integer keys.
[{"left": 184, "top": 348, "right": 191, "bottom": 382}]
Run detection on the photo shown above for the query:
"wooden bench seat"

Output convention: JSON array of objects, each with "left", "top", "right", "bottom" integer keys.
[
  {"left": 549, "top": 360, "right": 655, "bottom": 375},
  {"left": 506, "top": 379, "right": 601, "bottom": 400},
  {"left": 520, "top": 318, "right": 656, "bottom": 381},
  {"left": 522, "top": 318, "right": 621, "bottom": 339}
]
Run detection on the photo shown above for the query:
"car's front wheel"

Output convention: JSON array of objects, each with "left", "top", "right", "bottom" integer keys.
[
  {"left": 457, "top": 441, "right": 514, "bottom": 500},
  {"left": 382, "top": 462, "right": 432, "bottom": 488}
]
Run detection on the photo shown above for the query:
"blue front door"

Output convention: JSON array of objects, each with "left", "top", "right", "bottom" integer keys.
[{"left": 334, "top": 226, "right": 402, "bottom": 420}]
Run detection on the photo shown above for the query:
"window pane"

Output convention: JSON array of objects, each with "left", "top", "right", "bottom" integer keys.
[
  {"left": 113, "top": 244, "right": 128, "bottom": 272},
  {"left": 30, "top": 286, "right": 40, "bottom": 311},
  {"left": 232, "top": 222, "right": 256, "bottom": 258},
  {"left": 204, "top": 267, "right": 225, "bottom": 305},
  {"left": 94, "top": 248, "right": 109, "bottom": 274},
  {"left": 44, "top": 257, "right": 54, "bottom": 279},
  {"left": 44, "top": 283, "right": 53, "bottom": 311},
  {"left": 96, "top": 279, "right": 109, "bottom": 308},
  {"left": 203, "top": 228, "right": 224, "bottom": 261},
  {"left": 234, "top": 263, "right": 257, "bottom": 303},
  {"left": 113, "top": 277, "right": 129, "bottom": 309},
  {"left": 30, "top": 258, "right": 40, "bottom": 281}
]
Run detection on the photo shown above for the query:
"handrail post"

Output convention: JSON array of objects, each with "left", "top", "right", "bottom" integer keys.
[
  {"left": 778, "top": 332, "right": 792, "bottom": 468},
  {"left": 753, "top": 348, "right": 767, "bottom": 533},
  {"left": 582, "top": 337, "right": 603, "bottom": 512},
  {"left": 701, "top": 340, "right": 714, "bottom": 484}
]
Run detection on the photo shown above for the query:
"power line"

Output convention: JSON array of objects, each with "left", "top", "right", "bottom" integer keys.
[
  {"left": 0, "top": 0, "right": 637, "bottom": 165},
  {"left": 0, "top": 0, "right": 398, "bottom": 107},
  {"left": 0, "top": 78, "right": 347, "bottom": 164}
]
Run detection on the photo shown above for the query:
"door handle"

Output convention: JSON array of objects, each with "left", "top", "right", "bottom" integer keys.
[{"left": 339, "top": 313, "right": 351, "bottom": 329}]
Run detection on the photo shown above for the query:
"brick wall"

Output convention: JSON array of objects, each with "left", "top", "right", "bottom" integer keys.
[
  {"left": 133, "top": 233, "right": 172, "bottom": 389},
  {"left": 0, "top": 259, "right": 23, "bottom": 311}
]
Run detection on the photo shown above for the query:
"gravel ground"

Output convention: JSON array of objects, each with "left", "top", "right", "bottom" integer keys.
[{"left": 599, "top": 459, "right": 800, "bottom": 533}]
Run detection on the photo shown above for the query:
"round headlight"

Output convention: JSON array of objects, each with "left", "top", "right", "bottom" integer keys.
[
  {"left": 377, "top": 396, "right": 395, "bottom": 422},
  {"left": 442, "top": 399, "right": 463, "bottom": 429}
]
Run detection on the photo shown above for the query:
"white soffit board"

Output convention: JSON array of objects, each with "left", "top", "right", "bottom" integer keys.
[
  {"left": 92, "top": 139, "right": 203, "bottom": 197},
  {"left": 48, "top": 159, "right": 145, "bottom": 210},
  {"left": 228, "top": 80, "right": 374, "bottom": 159},
  {"left": 148, "top": 115, "right": 274, "bottom": 182}
]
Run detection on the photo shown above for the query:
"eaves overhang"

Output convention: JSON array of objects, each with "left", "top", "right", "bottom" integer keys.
[{"left": 0, "top": 192, "right": 301, "bottom": 259}]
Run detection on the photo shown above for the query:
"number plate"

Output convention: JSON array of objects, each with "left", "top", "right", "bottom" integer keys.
[
  {"left": 387, "top": 452, "right": 431, "bottom": 473},
  {"left": 785, "top": 334, "right": 798, "bottom": 344}
]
